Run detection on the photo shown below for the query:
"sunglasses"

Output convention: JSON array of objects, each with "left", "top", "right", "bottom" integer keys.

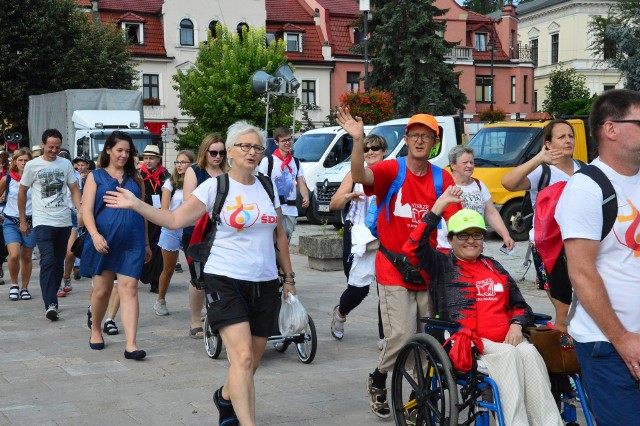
[
  {"left": 364, "top": 145, "right": 383, "bottom": 153},
  {"left": 208, "top": 150, "right": 226, "bottom": 157}
]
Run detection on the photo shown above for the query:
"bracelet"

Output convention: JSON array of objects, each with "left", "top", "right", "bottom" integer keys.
[
  {"left": 283, "top": 271, "right": 295, "bottom": 279},
  {"left": 91, "top": 232, "right": 98, "bottom": 237},
  {"left": 284, "top": 280, "right": 295, "bottom": 286}
]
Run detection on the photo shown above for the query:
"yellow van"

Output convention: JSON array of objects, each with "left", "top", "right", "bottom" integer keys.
[{"left": 466, "top": 118, "right": 593, "bottom": 241}]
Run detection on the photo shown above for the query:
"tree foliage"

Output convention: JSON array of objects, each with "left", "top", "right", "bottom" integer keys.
[
  {"left": 462, "top": 1, "right": 533, "bottom": 15},
  {"left": 365, "top": 0, "right": 467, "bottom": 117},
  {"left": 0, "top": 0, "right": 137, "bottom": 139},
  {"left": 589, "top": 0, "right": 640, "bottom": 91},
  {"left": 542, "top": 66, "right": 590, "bottom": 115},
  {"left": 173, "top": 24, "right": 293, "bottom": 150}
]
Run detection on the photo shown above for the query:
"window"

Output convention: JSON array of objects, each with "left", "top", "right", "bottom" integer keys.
[
  {"left": 347, "top": 72, "right": 360, "bottom": 92},
  {"left": 530, "top": 39, "right": 538, "bottom": 67},
  {"left": 209, "top": 20, "right": 219, "bottom": 39},
  {"left": 511, "top": 76, "right": 516, "bottom": 103},
  {"left": 603, "top": 38, "right": 616, "bottom": 60},
  {"left": 123, "top": 23, "right": 143, "bottom": 44},
  {"left": 266, "top": 32, "right": 276, "bottom": 46},
  {"left": 475, "top": 33, "right": 487, "bottom": 52},
  {"left": 353, "top": 28, "right": 363, "bottom": 45},
  {"left": 523, "top": 75, "right": 528, "bottom": 103},
  {"left": 301, "top": 80, "right": 316, "bottom": 105},
  {"left": 180, "top": 19, "right": 194, "bottom": 46},
  {"left": 534, "top": 90, "right": 538, "bottom": 112},
  {"left": 603, "top": 84, "right": 616, "bottom": 91},
  {"left": 476, "top": 76, "right": 492, "bottom": 102},
  {"left": 551, "top": 33, "right": 559, "bottom": 64},
  {"left": 143, "top": 74, "right": 160, "bottom": 101},
  {"left": 285, "top": 33, "right": 301, "bottom": 52}
]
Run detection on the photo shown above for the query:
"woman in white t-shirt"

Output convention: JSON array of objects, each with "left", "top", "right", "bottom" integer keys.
[
  {"left": 437, "top": 145, "right": 515, "bottom": 251},
  {"left": 103, "top": 121, "right": 296, "bottom": 426},
  {"left": 502, "top": 119, "right": 583, "bottom": 332},
  {"left": 154, "top": 149, "right": 195, "bottom": 316}
]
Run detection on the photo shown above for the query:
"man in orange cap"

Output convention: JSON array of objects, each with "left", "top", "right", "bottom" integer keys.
[{"left": 337, "top": 107, "right": 460, "bottom": 419}]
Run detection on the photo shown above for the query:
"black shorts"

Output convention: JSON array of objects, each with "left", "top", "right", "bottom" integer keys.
[
  {"left": 546, "top": 254, "right": 572, "bottom": 305},
  {"left": 204, "top": 273, "right": 280, "bottom": 338}
]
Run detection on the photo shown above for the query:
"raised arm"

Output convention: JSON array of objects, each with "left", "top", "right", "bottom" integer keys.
[
  {"left": 501, "top": 144, "right": 559, "bottom": 191},
  {"left": 337, "top": 107, "right": 373, "bottom": 185}
]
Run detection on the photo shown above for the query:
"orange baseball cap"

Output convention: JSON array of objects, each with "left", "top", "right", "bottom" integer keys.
[{"left": 406, "top": 114, "right": 440, "bottom": 136}]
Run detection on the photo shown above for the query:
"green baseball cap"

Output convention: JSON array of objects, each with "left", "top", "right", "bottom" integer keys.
[{"left": 447, "top": 209, "right": 487, "bottom": 234}]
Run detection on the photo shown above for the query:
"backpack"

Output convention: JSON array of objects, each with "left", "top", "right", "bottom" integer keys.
[
  {"left": 187, "top": 173, "right": 276, "bottom": 264},
  {"left": 521, "top": 161, "right": 586, "bottom": 232},
  {"left": 267, "top": 155, "right": 300, "bottom": 204},
  {"left": 533, "top": 164, "right": 617, "bottom": 274},
  {"left": 367, "top": 157, "right": 443, "bottom": 238}
]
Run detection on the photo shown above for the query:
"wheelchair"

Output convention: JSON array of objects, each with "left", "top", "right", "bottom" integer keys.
[
  {"left": 390, "top": 314, "right": 594, "bottom": 426},
  {"left": 202, "top": 289, "right": 317, "bottom": 364}
]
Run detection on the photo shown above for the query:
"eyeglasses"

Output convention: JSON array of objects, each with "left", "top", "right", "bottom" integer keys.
[
  {"left": 407, "top": 133, "right": 437, "bottom": 143},
  {"left": 364, "top": 145, "right": 383, "bottom": 153},
  {"left": 600, "top": 119, "right": 640, "bottom": 127},
  {"left": 234, "top": 144, "right": 266, "bottom": 153},
  {"left": 174, "top": 160, "right": 191, "bottom": 165},
  {"left": 278, "top": 137, "right": 293, "bottom": 144},
  {"left": 208, "top": 150, "right": 226, "bottom": 157},
  {"left": 454, "top": 232, "right": 485, "bottom": 241}
]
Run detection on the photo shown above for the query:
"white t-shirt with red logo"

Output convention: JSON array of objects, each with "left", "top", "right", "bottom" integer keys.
[{"left": 192, "top": 176, "right": 281, "bottom": 281}]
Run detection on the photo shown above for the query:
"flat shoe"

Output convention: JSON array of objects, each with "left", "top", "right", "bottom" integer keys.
[
  {"left": 89, "top": 336, "right": 105, "bottom": 350},
  {"left": 124, "top": 349, "right": 146, "bottom": 360}
]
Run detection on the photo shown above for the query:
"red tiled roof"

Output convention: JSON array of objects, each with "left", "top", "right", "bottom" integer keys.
[
  {"left": 330, "top": 16, "right": 361, "bottom": 57},
  {"left": 266, "top": 0, "right": 315, "bottom": 23},
  {"left": 97, "top": 0, "right": 162, "bottom": 14},
  {"left": 74, "top": 0, "right": 92, "bottom": 7},
  {"left": 316, "top": 0, "right": 362, "bottom": 16},
  {"left": 267, "top": 24, "right": 324, "bottom": 62},
  {"left": 118, "top": 12, "right": 147, "bottom": 23},
  {"left": 101, "top": 11, "right": 166, "bottom": 58},
  {"left": 282, "top": 23, "right": 307, "bottom": 33}
]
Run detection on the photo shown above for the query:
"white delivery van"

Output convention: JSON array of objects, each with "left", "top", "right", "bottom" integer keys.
[
  {"left": 293, "top": 125, "right": 373, "bottom": 222},
  {"left": 313, "top": 116, "right": 463, "bottom": 226}
]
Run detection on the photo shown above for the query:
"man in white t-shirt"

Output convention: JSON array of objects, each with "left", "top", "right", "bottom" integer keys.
[
  {"left": 19, "top": 129, "right": 81, "bottom": 321},
  {"left": 556, "top": 89, "right": 640, "bottom": 424},
  {"left": 257, "top": 127, "right": 309, "bottom": 241}
]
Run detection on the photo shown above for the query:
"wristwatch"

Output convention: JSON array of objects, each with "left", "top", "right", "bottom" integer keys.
[{"left": 284, "top": 272, "right": 295, "bottom": 279}]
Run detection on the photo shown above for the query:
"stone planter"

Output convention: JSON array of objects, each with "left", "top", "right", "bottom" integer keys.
[{"left": 298, "top": 234, "right": 343, "bottom": 271}]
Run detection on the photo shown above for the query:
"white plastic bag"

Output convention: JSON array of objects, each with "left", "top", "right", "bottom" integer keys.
[{"left": 278, "top": 294, "right": 308, "bottom": 336}]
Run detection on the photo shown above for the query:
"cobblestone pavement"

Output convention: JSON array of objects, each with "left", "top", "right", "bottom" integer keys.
[{"left": 0, "top": 221, "right": 587, "bottom": 425}]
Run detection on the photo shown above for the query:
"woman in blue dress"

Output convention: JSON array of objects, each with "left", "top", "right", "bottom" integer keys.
[{"left": 81, "top": 131, "right": 151, "bottom": 359}]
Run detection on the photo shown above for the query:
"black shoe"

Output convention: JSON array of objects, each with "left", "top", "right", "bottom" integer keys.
[
  {"left": 124, "top": 349, "right": 146, "bottom": 360},
  {"left": 149, "top": 284, "right": 159, "bottom": 294},
  {"left": 175, "top": 263, "right": 183, "bottom": 273},
  {"left": 213, "top": 386, "right": 238, "bottom": 425},
  {"left": 89, "top": 335, "right": 104, "bottom": 350}
]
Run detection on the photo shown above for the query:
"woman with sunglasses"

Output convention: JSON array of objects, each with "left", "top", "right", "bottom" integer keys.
[
  {"left": 328, "top": 134, "right": 386, "bottom": 343},
  {"left": 153, "top": 149, "right": 196, "bottom": 316},
  {"left": 182, "top": 133, "right": 227, "bottom": 339},
  {"left": 403, "top": 192, "right": 563, "bottom": 426},
  {"left": 104, "top": 121, "right": 296, "bottom": 426}
]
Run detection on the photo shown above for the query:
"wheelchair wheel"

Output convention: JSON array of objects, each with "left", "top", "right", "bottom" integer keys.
[
  {"left": 391, "top": 333, "right": 459, "bottom": 425},
  {"left": 295, "top": 315, "right": 317, "bottom": 364},
  {"left": 203, "top": 314, "right": 223, "bottom": 359}
]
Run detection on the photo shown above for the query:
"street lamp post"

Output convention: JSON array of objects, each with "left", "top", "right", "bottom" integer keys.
[
  {"left": 489, "top": 26, "right": 495, "bottom": 112},
  {"left": 360, "top": 0, "right": 370, "bottom": 91}
]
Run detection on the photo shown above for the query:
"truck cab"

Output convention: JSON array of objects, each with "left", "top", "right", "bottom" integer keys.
[
  {"left": 467, "top": 118, "right": 592, "bottom": 240},
  {"left": 72, "top": 110, "right": 154, "bottom": 160}
]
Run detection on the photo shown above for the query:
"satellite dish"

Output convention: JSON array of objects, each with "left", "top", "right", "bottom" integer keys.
[
  {"left": 251, "top": 70, "right": 282, "bottom": 95},
  {"left": 274, "top": 64, "right": 300, "bottom": 92}
]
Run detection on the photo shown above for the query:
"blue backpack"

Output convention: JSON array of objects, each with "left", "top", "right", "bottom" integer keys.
[{"left": 367, "top": 157, "right": 443, "bottom": 238}]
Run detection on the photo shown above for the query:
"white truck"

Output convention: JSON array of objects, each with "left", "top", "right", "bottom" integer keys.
[
  {"left": 312, "top": 115, "right": 464, "bottom": 226},
  {"left": 28, "top": 89, "right": 154, "bottom": 160}
]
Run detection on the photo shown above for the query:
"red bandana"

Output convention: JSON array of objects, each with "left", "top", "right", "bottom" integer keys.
[
  {"left": 139, "top": 163, "right": 166, "bottom": 192},
  {"left": 273, "top": 149, "right": 293, "bottom": 173},
  {"left": 9, "top": 171, "right": 21, "bottom": 182}
]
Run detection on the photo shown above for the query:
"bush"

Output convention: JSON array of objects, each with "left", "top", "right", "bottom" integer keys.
[
  {"left": 339, "top": 89, "right": 394, "bottom": 124},
  {"left": 478, "top": 108, "right": 506, "bottom": 122}
]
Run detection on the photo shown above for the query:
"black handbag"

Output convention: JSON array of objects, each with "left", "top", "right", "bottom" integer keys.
[{"left": 72, "top": 203, "right": 107, "bottom": 259}]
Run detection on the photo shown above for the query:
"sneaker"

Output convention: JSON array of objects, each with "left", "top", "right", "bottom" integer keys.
[
  {"left": 57, "top": 288, "right": 67, "bottom": 298},
  {"left": 73, "top": 266, "right": 81, "bottom": 280},
  {"left": 154, "top": 299, "right": 169, "bottom": 316},
  {"left": 63, "top": 279, "right": 72, "bottom": 293},
  {"left": 366, "top": 375, "right": 390, "bottom": 418},
  {"left": 175, "top": 263, "right": 183, "bottom": 273},
  {"left": 330, "top": 305, "right": 346, "bottom": 340},
  {"left": 9, "top": 285, "right": 19, "bottom": 301},
  {"left": 213, "top": 386, "right": 238, "bottom": 425},
  {"left": 46, "top": 304, "right": 59, "bottom": 321}
]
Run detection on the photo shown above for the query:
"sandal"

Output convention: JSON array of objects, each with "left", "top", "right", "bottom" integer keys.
[
  {"left": 190, "top": 327, "right": 204, "bottom": 339},
  {"left": 366, "top": 375, "right": 390, "bottom": 418},
  {"left": 103, "top": 319, "right": 119, "bottom": 335},
  {"left": 19, "top": 289, "right": 31, "bottom": 300},
  {"left": 9, "top": 286, "right": 19, "bottom": 301}
]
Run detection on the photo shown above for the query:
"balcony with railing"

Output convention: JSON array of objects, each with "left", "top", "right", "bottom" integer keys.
[{"left": 444, "top": 46, "right": 474, "bottom": 62}]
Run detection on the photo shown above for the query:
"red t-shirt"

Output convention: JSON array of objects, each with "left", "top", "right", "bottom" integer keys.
[{"left": 364, "top": 159, "right": 460, "bottom": 289}]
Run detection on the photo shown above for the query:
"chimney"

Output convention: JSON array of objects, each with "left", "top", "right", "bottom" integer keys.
[
  {"left": 92, "top": 1, "right": 98, "bottom": 12},
  {"left": 502, "top": 3, "right": 516, "bottom": 18}
]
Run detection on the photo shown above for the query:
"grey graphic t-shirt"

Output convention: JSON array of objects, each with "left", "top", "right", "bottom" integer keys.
[{"left": 21, "top": 156, "right": 77, "bottom": 227}]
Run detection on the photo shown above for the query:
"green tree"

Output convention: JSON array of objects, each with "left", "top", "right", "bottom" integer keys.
[
  {"left": 366, "top": 0, "right": 467, "bottom": 116},
  {"left": 542, "top": 66, "right": 590, "bottom": 115},
  {"left": 173, "top": 24, "right": 293, "bottom": 150},
  {"left": 0, "top": 0, "right": 136, "bottom": 139},
  {"left": 462, "top": 1, "right": 533, "bottom": 14},
  {"left": 589, "top": 0, "right": 640, "bottom": 91}
]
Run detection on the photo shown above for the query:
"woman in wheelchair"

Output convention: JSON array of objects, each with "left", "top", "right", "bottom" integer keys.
[{"left": 402, "top": 187, "right": 563, "bottom": 426}]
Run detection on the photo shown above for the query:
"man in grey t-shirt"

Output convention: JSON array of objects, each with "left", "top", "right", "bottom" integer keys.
[{"left": 19, "top": 129, "right": 81, "bottom": 321}]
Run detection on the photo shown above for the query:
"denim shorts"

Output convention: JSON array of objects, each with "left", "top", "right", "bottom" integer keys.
[
  {"left": 71, "top": 209, "right": 78, "bottom": 229},
  {"left": 158, "top": 227, "right": 183, "bottom": 252},
  {"left": 3, "top": 218, "right": 37, "bottom": 249}
]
